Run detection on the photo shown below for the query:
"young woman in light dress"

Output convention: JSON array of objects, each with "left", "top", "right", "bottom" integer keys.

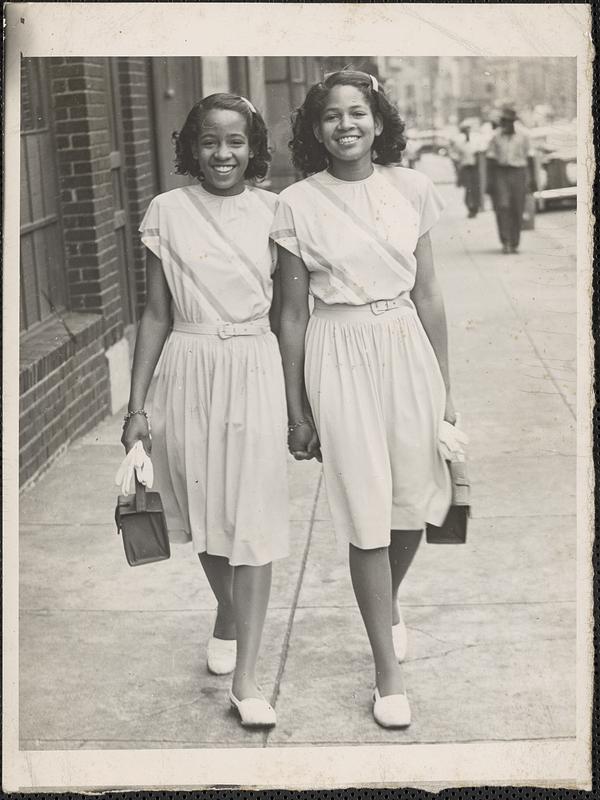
[
  {"left": 122, "top": 94, "right": 288, "bottom": 728},
  {"left": 272, "top": 71, "right": 456, "bottom": 728}
]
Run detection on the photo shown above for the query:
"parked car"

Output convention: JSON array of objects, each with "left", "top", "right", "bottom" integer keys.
[
  {"left": 528, "top": 123, "right": 577, "bottom": 211},
  {"left": 405, "top": 128, "right": 451, "bottom": 158}
]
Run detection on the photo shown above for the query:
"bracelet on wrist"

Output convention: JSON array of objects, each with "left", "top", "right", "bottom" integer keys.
[
  {"left": 287, "top": 419, "right": 310, "bottom": 434},
  {"left": 123, "top": 409, "right": 151, "bottom": 430}
]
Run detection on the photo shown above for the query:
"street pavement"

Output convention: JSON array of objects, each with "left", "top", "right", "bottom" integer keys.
[{"left": 19, "top": 155, "right": 577, "bottom": 750}]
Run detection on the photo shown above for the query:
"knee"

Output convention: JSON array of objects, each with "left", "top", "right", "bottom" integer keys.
[{"left": 349, "top": 543, "right": 389, "bottom": 559}]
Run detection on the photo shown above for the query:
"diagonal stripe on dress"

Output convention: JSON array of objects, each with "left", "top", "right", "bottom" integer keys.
[
  {"left": 297, "top": 238, "right": 372, "bottom": 304},
  {"left": 144, "top": 227, "right": 235, "bottom": 322},
  {"left": 308, "top": 179, "right": 416, "bottom": 285},
  {"left": 272, "top": 226, "right": 372, "bottom": 304},
  {"left": 183, "top": 187, "right": 268, "bottom": 291}
]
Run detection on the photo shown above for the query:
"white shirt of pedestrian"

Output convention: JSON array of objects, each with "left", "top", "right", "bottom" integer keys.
[{"left": 487, "top": 129, "right": 533, "bottom": 168}]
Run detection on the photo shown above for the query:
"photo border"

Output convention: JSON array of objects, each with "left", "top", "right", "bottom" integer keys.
[{"left": 3, "top": 2, "right": 595, "bottom": 791}]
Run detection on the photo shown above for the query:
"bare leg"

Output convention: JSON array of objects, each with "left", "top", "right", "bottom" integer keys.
[
  {"left": 389, "top": 530, "right": 422, "bottom": 625},
  {"left": 231, "top": 563, "right": 272, "bottom": 700},
  {"left": 349, "top": 544, "right": 404, "bottom": 697},
  {"left": 199, "top": 553, "right": 235, "bottom": 639}
]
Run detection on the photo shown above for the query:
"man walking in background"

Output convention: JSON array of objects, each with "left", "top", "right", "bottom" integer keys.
[
  {"left": 485, "top": 106, "right": 537, "bottom": 253},
  {"left": 452, "top": 123, "right": 482, "bottom": 218}
]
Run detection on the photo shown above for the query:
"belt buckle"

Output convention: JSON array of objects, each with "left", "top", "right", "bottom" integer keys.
[
  {"left": 218, "top": 324, "right": 235, "bottom": 340},
  {"left": 371, "top": 299, "right": 392, "bottom": 315}
]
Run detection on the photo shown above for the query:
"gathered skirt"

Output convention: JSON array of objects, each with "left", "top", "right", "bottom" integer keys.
[
  {"left": 149, "top": 328, "right": 289, "bottom": 566},
  {"left": 305, "top": 299, "right": 452, "bottom": 549}
]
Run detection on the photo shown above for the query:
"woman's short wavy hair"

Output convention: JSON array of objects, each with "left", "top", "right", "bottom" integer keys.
[
  {"left": 173, "top": 93, "right": 270, "bottom": 182},
  {"left": 289, "top": 70, "right": 406, "bottom": 176}
]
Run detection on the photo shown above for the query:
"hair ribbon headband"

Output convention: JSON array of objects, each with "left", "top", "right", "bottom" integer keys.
[
  {"left": 369, "top": 75, "right": 379, "bottom": 93},
  {"left": 240, "top": 96, "right": 257, "bottom": 114}
]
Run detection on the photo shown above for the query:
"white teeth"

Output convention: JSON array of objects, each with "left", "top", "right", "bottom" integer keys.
[
  {"left": 213, "top": 166, "right": 234, "bottom": 173},
  {"left": 338, "top": 136, "right": 359, "bottom": 144}
]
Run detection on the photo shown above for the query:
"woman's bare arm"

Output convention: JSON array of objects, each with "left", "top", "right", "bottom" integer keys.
[
  {"left": 121, "top": 250, "right": 172, "bottom": 452},
  {"left": 276, "top": 245, "right": 319, "bottom": 458},
  {"left": 269, "top": 265, "right": 282, "bottom": 338},
  {"left": 410, "top": 232, "right": 456, "bottom": 423}
]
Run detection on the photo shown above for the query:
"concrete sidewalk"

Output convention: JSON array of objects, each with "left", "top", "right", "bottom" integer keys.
[{"left": 19, "top": 176, "right": 577, "bottom": 749}]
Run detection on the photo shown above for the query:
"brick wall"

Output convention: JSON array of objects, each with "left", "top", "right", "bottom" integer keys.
[
  {"left": 19, "top": 313, "right": 111, "bottom": 488},
  {"left": 50, "top": 57, "right": 125, "bottom": 350},
  {"left": 19, "top": 56, "right": 160, "bottom": 488},
  {"left": 117, "top": 57, "right": 158, "bottom": 316},
  {"left": 19, "top": 57, "right": 165, "bottom": 488}
]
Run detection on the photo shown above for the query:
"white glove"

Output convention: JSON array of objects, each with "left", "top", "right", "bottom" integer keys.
[
  {"left": 115, "top": 440, "right": 154, "bottom": 495},
  {"left": 438, "top": 416, "right": 469, "bottom": 463}
]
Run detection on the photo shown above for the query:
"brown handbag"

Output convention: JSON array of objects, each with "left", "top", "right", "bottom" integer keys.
[
  {"left": 426, "top": 460, "right": 471, "bottom": 544},
  {"left": 115, "top": 477, "right": 171, "bottom": 566}
]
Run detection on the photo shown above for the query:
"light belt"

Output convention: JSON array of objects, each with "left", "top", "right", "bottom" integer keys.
[
  {"left": 172, "top": 318, "right": 271, "bottom": 339},
  {"left": 313, "top": 293, "right": 413, "bottom": 316}
]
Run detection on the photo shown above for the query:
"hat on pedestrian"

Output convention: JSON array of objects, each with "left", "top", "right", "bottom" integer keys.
[{"left": 499, "top": 105, "right": 518, "bottom": 122}]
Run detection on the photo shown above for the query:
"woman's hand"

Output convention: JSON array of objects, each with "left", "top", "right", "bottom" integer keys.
[
  {"left": 121, "top": 414, "right": 152, "bottom": 454},
  {"left": 303, "top": 408, "right": 322, "bottom": 462},
  {"left": 288, "top": 420, "right": 321, "bottom": 462},
  {"left": 444, "top": 393, "right": 457, "bottom": 426}
]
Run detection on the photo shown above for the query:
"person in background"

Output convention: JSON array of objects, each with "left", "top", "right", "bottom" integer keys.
[
  {"left": 485, "top": 106, "right": 537, "bottom": 253},
  {"left": 448, "top": 132, "right": 462, "bottom": 187},
  {"left": 404, "top": 136, "right": 420, "bottom": 169},
  {"left": 452, "top": 123, "right": 482, "bottom": 218}
]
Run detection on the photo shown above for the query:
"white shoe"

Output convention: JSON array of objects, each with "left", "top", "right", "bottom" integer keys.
[
  {"left": 392, "top": 603, "right": 408, "bottom": 662},
  {"left": 229, "top": 690, "right": 277, "bottom": 727},
  {"left": 373, "top": 687, "right": 411, "bottom": 728},
  {"left": 207, "top": 636, "right": 236, "bottom": 675}
]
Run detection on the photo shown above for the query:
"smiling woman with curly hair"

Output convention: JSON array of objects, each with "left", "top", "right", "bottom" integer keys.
[
  {"left": 289, "top": 70, "right": 406, "bottom": 176},
  {"left": 272, "top": 68, "right": 458, "bottom": 731},
  {"left": 124, "top": 90, "right": 288, "bottom": 731},
  {"left": 173, "top": 93, "right": 271, "bottom": 182}
]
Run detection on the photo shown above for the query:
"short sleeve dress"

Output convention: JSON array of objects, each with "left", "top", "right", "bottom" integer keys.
[
  {"left": 271, "top": 165, "right": 451, "bottom": 548},
  {"left": 140, "top": 183, "right": 289, "bottom": 567}
]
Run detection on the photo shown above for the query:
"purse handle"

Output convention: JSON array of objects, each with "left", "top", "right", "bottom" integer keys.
[{"left": 135, "top": 476, "right": 147, "bottom": 512}]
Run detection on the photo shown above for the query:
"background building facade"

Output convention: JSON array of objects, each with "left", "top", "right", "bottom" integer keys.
[{"left": 379, "top": 56, "right": 576, "bottom": 128}]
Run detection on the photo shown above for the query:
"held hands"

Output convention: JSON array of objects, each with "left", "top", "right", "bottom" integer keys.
[{"left": 288, "top": 419, "right": 322, "bottom": 462}]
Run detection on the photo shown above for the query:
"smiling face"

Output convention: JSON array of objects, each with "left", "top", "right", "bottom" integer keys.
[
  {"left": 315, "top": 84, "right": 383, "bottom": 173},
  {"left": 192, "top": 109, "right": 252, "bottom": 196}
]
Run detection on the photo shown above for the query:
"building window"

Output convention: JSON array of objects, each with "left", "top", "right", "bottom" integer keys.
[
  {"left": 289, "top": 57, "right": 306, "bottom": 83},
  {"left": 228, "top": 57, "right": 250, "bottom": 97},
  {"left": 263, "top": 57, "right": 288, "bottom": 83},
  {"left": 20, "top": 57, "right": 67, "bottom": 332},
  {"left": 21, "top": 58, "right": 49, "bottom": 133},
  {"left": 105, "top": 60, "right": 136, "bottom": 326}
]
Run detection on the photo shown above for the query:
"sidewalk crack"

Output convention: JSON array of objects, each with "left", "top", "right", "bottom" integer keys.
[
  {"left": 263, "top": 471, "right": 323, "bottom": 746},
  {"left": 407, "top": 625, "right": 449, "bottom": 645}
]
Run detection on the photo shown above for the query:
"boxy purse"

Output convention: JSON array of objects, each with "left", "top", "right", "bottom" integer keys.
[
  {"left": 425, "top": 460, "right": 471, "bottom": 544},
  {"left": 115, "top": 477, "right": 171, "bottom": 566}
]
